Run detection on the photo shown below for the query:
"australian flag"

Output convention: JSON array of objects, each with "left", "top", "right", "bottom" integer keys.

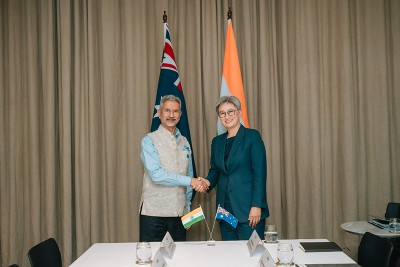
[
  {"left": 151, "top": 22, "right": 197, "bottom": 183},
  {"left": 216, "top": 206, "right": 238, "bottom": 228}
]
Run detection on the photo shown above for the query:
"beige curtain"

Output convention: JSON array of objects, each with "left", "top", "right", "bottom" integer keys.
[{"left": 1, "top": 0, "right": 399, "bottom": 266}]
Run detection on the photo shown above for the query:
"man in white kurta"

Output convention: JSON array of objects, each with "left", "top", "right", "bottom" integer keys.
[{"left": 139, "top": 95, "right": 207, "bottom": 242}]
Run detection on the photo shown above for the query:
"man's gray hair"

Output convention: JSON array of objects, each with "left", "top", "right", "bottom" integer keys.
[
  {"left": 215, "top": 96, "right": 241, "bottom": 113},
  {"left": 160, "top": 95, "right": 182, "bottom": 109}
]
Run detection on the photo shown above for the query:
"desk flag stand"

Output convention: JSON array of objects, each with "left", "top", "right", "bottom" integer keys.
[
  {"left": 207, "top": 204, "right": 223, "bottom": 246},
  {"left": 197, "top": 205, "right": 215, "bottom": 246},
  {"left": 208, "top": 204, "right": 220, "bottom": 246}
]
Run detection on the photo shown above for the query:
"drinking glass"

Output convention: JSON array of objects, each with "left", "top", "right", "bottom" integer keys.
[
  {"left": 389, "top": 218, "right": 400, "bottom": 233},
  {"left": 277, "top": 243, "right": 294, "bottom": 266},
  {"left": 136, "top": 242, "right": 152, "bottom": 265},
  {"left": 264, "top": 225, "right": 278, "bottom": 243}
]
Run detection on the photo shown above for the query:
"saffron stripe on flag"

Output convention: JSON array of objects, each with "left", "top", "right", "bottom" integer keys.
[
  {"left": 181, "top": 207, "right": 205, "bottom": 228},
  {"left": 218, "top": 18, "right": 249, "bottom": 135}
]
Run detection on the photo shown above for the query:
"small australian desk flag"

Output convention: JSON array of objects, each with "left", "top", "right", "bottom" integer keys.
[{"left": 216, "top": 206, "right": 238, "bottom": 228}]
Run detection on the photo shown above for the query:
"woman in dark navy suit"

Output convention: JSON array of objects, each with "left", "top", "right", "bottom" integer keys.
[{"left": 204, "top": 96, "right": 269, "bottom": 240}]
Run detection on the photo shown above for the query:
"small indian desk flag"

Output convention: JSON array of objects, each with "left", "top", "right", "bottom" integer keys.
[{"left": 181, "top": 207, "right": 205, "bottom": 228}]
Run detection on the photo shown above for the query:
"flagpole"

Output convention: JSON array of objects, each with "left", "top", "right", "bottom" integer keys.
[
  {"left": 158, "top": 11, "right": 199, "bottom": 201},
  {"left": 218, "top": 6, "right": 249, "bottom": 135},
  {"left": 199, "top": 205, "right": 213, "bottom": 240},
  {"left": 209, "top": 204, "right": 219, "bottom": 241}
]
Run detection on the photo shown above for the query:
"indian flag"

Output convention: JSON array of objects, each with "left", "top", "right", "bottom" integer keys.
[
  {"left": 181, "top": 207, "right": 205, "bottom": 228},
  {"left": 218, "top": 17, "right": 249, "bottom": 135}
]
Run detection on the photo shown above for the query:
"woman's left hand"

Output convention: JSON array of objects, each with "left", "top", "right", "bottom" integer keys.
[{"left": 248, "top": 207, "right": 261, "bottom": 228}]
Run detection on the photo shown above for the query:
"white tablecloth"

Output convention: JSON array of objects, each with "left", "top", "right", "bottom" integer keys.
[
  {"left": 263, "top": 239, "right": 356, "bottom": 265},
  {"left": 70, "top": 239, "right": 356, "bottom": 267}
]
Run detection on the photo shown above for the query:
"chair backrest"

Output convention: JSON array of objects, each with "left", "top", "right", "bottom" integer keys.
[
  {"left": 385, "top": 202, "right": 400, "bottom": 219},
  {"left": 9, "top": 265, "right": 19, "bottom": 267},
  {"left": 28, "top": 238, "right": 62, "bottom": 267},
  {"left": 358, "top": 232, "right": 393, "bottom": 267}
]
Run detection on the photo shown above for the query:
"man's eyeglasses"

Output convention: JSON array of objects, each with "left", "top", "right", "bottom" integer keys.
[
  {"left": 162, "top": 108, "right": 181, "bottom": 116},
  {"left": 218, "top": 109, "right": 238, "bottom": 118}
]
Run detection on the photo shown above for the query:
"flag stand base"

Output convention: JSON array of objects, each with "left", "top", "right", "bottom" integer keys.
[{"left": 206, "top": 239, "right": 216, "bottom": 246}]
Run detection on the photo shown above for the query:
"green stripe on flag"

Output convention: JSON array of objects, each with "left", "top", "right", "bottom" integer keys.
[{"left": 182, "top": 214, "right": 205, "bottom": 228}]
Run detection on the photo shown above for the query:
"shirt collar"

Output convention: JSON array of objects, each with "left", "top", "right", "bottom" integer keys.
[{"left": 159, "top": 125, "right": 181, "bottom": 139}]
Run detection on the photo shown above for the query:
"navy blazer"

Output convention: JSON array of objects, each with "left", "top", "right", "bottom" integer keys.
[{"left": 206, "top": 125, "right": 269, "bottom": 223}]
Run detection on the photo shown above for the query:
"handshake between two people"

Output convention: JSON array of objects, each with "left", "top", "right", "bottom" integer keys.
[{"left": 190, "top": 177, "right": 210, "bottom": 193}]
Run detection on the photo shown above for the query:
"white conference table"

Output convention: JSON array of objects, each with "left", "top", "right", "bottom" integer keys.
[
  {"left": 264, "top": 239, "right": 356, "bottom": 265},
  {"left": 340, "top": 221, "right": 400, "bottom": 238},
  {"left": 70, "top": 239, "right": 357, "bottom": 267}
]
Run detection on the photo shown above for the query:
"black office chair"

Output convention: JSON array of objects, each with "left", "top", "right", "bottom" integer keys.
[
  {"left": 358, "top": 232, "right": 393, "bottom": 267},
  {"left": 9, "top": 265, "right": 19, "bottom": 267},
  {"left": 385, "top": 202, "right": 400, "bottom": 219},
  {"left": 395, "top": 256, "right": 400, "bottom": 267},
  {"left": 27, "top": 238, "right": 62, "bottom": 267}
]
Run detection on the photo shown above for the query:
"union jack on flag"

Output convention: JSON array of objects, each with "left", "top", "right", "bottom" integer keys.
[
  {"left": 151, "top": 20, "right": 197, "bottom": 182},
  {"left": 216, "top": 206, "right": 238, "bottom": 228},
  {"left": 218, "top": 206, "right": 230, "bottom": 216}
]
